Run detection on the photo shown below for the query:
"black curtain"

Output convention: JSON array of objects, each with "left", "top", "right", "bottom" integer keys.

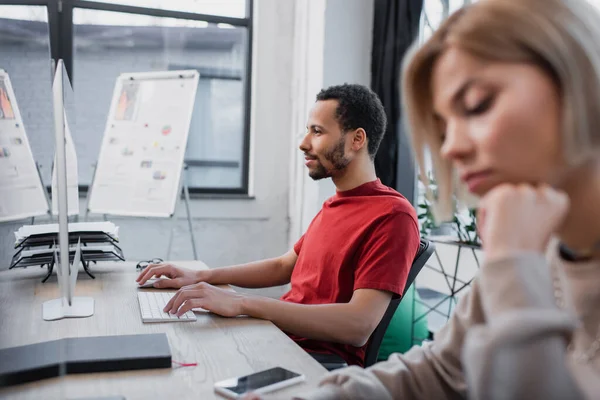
[{"left": 371, "top": 0, "right": 424, "bottom": 199}]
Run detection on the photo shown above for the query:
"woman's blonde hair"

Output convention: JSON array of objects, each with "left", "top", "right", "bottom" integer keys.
[{"left": 402, "top": 0, "right": 600, "bottom": 221}]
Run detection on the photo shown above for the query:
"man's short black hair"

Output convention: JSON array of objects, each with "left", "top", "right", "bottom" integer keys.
[{"left": 316, "top": 84, "right": 387, "bottom": 158}]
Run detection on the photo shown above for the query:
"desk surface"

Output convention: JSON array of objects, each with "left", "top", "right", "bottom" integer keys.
[{"left": 0, "top": 261, "right": 327, "bottom": 400}]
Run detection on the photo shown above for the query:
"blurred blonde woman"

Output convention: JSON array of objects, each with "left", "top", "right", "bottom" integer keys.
[{"left": 290, "top": 0, "right": 600, "bottom": 398}]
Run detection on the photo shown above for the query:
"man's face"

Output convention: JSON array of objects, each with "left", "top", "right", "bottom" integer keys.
[{"left": 299, "top": 100, "right": 351, "bottom": 180}]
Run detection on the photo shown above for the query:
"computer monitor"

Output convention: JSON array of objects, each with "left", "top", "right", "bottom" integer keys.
[
  {"left": 42, "top": 60, "right": 94, "bottom": 321},
  {"left": 51, "top": 62, "right": 79, "bottom": 217}
]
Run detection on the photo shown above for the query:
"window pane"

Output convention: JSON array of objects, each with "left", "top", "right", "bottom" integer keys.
[
  {"left": 183, "top": 78, "right": 244, "bottom": 188},
  {"left": 418, "top": 0, "right": 474, "bottom": 232},
  {"left": 421, "top": 0, "right": 475, "bottom": 42},
  {"left": 0, "top": 6, "right": 53, "bottom": 186},
  {"left": 73, "top": 8, "right": 248, "bottom": 189},
  {"left": 80, "top": 0, "right": 247, "bottom": 19}
]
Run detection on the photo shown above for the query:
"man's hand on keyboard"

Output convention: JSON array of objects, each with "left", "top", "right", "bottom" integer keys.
[
  {"left": 136, "top": 263, "right": 204, "bottom": 289},
  {"left": 163, "top": 282, "right": 246, "bottom": 318}
]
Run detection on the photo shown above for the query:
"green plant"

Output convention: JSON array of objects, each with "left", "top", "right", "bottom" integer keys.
[
  {"left": 451, "top": 208, "right": 480, "bottom": 246},
  {"left": 417, "top": 172, "right": 439, "bottom": 237},
  {"left": 417, "top": 194, "right": 437, "bottom": 237},
  {"left": 417, "top": 172, "right": 481, "bottom": 247}
]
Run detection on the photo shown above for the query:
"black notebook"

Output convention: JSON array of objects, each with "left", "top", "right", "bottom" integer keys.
[{"left": 0, "top": 333, "right": 172, "bottom": 387}]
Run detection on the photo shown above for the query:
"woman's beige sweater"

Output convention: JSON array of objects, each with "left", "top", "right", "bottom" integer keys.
[{"left": 295, "top": 239, "right": 600, "bottom": 399}]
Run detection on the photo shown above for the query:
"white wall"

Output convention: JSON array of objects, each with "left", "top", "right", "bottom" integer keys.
[
  {"left": 288, "top": 0, "right": 375, "bottom": 246},
  {"left": 323, "top": 0, "right": 374, "bottom": 87},
  {"left": 287, "top": 0, "right": 326, "bottom": 246}
]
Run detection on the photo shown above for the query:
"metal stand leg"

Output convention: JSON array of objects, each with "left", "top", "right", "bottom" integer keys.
[
  {"left": 166, "top": 164, "right": 198, "bottom": 260},
  {"left": 166, "top": 192, "right": 180, "bottom": 261},
  {"left": 182, "top": 166, "right": 198, "bottom": 260},
  {"left": 42, "top": 260, "right": 55, "bottom": 283},
  {"left": 82, "top": 260, "right": 95, "bottom": 279}
]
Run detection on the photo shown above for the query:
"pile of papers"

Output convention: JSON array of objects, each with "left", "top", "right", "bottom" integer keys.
[{"left": 11, "top": 222, "right": 124, "bottom": 275}]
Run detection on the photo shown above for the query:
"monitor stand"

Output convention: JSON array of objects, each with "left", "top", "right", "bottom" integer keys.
[
  {"left": 42, "top": 240, "right": 94, "bottom": 321},
  {"left": 42, "top": 297, "right": 94, "bottom": 321},
  {"left": 43, "top": 60, "right": 95, "bottom": 322}
]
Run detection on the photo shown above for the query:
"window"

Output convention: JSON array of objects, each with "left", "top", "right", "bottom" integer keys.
[
  {"left": 0, "top": 0, "right": 253, "bottom": 195},
  {"left": 416, "top": 0, "right": 474, "bottom": 231},
  {"left": 421, "top": 0, "right": 474, "bottom": 42},
  {"left": 0, "top": 5, "right": 52, "bottom": 186},
  {"left": 417, "top": 0, "right": 474, "bottom": 182},
  {"left": 80, "top": 0, "right": 247, "bottom": 18}
]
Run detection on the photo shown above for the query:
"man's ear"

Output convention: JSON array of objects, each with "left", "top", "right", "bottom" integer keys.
[{"left": 350, "top": 128, "right": 368, "bottom": 152}]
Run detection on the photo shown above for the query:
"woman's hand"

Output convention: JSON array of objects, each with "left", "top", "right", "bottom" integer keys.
[{"left": 477, "top": 184, "right": 570, "bottom": 262}]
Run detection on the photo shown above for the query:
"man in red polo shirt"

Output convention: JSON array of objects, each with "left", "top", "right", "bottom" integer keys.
[{"left": 137, "top": 84, "right": 420, "bottom": 367}]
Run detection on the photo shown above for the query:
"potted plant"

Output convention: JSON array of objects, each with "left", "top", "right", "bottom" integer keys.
[
  {"left": 417, "top": 173, "right": 481, "bottom": 248},
  {"left": 414, "top": 172, "right": 482, "bottom": 339}
]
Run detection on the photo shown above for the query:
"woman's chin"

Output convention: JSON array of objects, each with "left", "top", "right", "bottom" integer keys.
[{"left": 466, "top": 179, "right": 496, "bottom": 197}]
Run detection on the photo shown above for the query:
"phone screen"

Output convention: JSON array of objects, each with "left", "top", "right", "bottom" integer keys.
[{"left": 215, "top": 367, "right": 302, "bottom": 395}]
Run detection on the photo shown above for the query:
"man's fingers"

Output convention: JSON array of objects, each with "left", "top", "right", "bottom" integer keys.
[
  {"left": 137, "top": 264, "right": 174, "bottom": 283},
  {"left": 165, "top": 289, "right": 202, "bottom": 314},
  {"left": 163, "top": 296, "right": 175, "bottom": 313},
  {"left": 163, "top": 284, "right": 191, "bottom": 312},
  {"left": 175, "top": 299, "right": 205, "bottom": 317},
  {"left": 153, "top": 277, "right": 181, "bottom": 289},
  {"left": 163, "top": 289, "right": 182, "bottom": 313},
  {"left": 136, "top": 264, "right": 163, "bottom": 283}
]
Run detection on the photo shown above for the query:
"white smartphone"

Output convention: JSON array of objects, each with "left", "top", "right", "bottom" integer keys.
[{"left": 214, "top": 367, "right": 305, "bottom": 398}]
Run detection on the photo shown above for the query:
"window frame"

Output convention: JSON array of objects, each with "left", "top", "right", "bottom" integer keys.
[{"left": 0, "top": 0, "right": 254, "bottom": 196}]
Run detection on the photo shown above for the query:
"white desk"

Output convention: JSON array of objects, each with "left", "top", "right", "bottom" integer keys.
[{"left": 0, "top": 261, "right": 327, "bottom": 399}]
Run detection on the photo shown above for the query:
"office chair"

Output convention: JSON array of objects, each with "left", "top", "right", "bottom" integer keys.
[{"left": 309, "top": 238, "right": 435, "bottom": 371}]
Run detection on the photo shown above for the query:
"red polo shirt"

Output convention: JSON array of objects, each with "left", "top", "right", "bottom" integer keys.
[{"left": 280, "top": 179, "right": 420, "bottom": 366}]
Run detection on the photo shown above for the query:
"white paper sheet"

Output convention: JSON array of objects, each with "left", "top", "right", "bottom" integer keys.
[
  {"left": 88, "top": 70, "right": 199, "bottom": 217},
  {"left": 0, "top": 70, "right": 50, "bottom": 222},
  {"left": 15, "top": 221, "right": 119, "bottom": 244}
]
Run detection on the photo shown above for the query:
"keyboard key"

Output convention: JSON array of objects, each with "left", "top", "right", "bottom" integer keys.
[{"left": 137, "top": 291, "right": 197, "bottom": 323}]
